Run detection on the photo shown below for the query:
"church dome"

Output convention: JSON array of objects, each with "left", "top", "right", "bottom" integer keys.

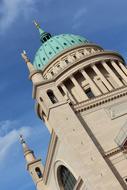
[{"left": 33, "top": 22, "right": 89, "bottom": 70}]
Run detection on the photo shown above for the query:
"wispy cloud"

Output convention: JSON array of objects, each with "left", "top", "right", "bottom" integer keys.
[
  {"left": 72, "top": 7, "right": 87, "bottom": 29},
  {"left": 74, "top": 7, "right": 87, "bottom": 21},
  {"left": 0, "top": 0, "right": 37, "bottom": 33},
  {"left": 0, "top": 120, "right": 32, "bottom": 162}
]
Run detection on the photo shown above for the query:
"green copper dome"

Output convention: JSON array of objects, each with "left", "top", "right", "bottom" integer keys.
[{"left": 33, "top": 22, "right": 89, "bottom": 69}]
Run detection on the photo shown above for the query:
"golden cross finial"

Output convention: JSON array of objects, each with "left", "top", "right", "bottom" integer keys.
[{"left": 33, "top": 20, "right": 40, "bottom": 29}]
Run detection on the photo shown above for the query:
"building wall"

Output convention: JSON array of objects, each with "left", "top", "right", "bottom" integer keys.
[
  {"left": 32, "top": 44, "right": 127, "bottom": 189},
  {"left": 40, "top": 102, "right": 125, "bottom": 189},
  {"left": 79, "top": 95, "right": 127, "bottom": 183}
]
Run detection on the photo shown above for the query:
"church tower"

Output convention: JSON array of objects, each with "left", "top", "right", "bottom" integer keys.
[
  {"left": 19, "top": 135, "right": 47, "bottom": 190},
  {"left": 21, "top": 21, "right": 127, "bottom": 190}
]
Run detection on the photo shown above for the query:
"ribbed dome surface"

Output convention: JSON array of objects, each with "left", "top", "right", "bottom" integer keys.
[{"left": 33, "top": 34, "right": 89, "bottom": 69}]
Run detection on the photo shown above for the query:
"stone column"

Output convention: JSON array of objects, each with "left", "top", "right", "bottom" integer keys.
[
  {"left": 102, "top": 61, "right": 123, "bottom": 87},
  {"left": 70, "top": 75, "right": 88, "bottom": 101},
  {"left": 59, "top": 60, "right": 67, "bottom": 68},
  {"left": 53, "top": 66, "right": 59, "bottom": 74},
  {"left": 75, "top": 51, "right": 83, "bottom": 59},
  {"left": 92, "top": 64, "right": 113, "bottom": 91},
  {"left": 83, "top": 49, "right": 90, "bottom": 55},
  {"left": 118, "top": 62, "right": 127, "bottom": 76},
  {"left": 46, "top": 73, "right": 52, "bottom": 79},
  {"left": 60, "top": 83, "right": 76, "bottom": 104},
  {"left": 91, "top": 49, "right": 96, "bottom": 53},
  {"left": 68, "top": 55, "right": 75, "bottom": 63},
  {"left": 80, "top": 69, "right": 102, "bottom": 96},
  {"left": 111, "top": 60, "right": 127, "bottom": 83}
]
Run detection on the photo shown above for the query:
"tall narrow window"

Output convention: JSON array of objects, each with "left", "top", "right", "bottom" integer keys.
[
  {"left": 58, "top": 86, "right": 65, "bottom": 96},
  {"left": 35, "top": 167, "right": 42, "bottom": 178},
  {"left": 47, "top": 90, "right": 58, "bottom": 104},
  {"left": 57, "top": 165, "right": 77, "bottom": 190},
  {"left": 85, "top": 88, "right": 95, "bottom": 99}
]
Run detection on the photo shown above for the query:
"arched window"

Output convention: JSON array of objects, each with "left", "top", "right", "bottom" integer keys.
[
  {"left": 47, "top": 90, "right": 58, "bottom": 104},
  {"left": 35, "top": 167, "right": 42, "bottom": 178},
  {"left": 57, "top": 165, "right": 77, "bottom": 190}
]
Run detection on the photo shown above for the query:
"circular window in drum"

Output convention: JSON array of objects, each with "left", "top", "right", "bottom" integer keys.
[
  {"left": 63, "top": 42, "right": 67, "bottom": 46},
  {"left": 56, "top": 47, "right": 59, "bottom": 50},
  {"left": 57, "top": 165, "right": 77, "bottom": 190},
  {"left": 38, "top": 64, "right": 41, "bottom": 67},
  {"left": 43, "top": 57, "right": 46, "bottom": 61},
  {"left": 71, "top": 40, "right": 75, "bottom": 43},
  {"left": 49, "top": 52, "right": 52, "bottom": 55}
]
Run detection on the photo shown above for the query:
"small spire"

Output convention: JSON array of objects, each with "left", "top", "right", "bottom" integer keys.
[
  {"left": 19, "top": 134, "right": 36, "bottom": 163},
  {"left": 33, "top": 20, "right": 45, "bottom": 34},
  {"left": 21, "top": 50, "right": 30, "bottom": 64},
  {"left": 21, "top": 50, "right": 35, "bottom": 73},
  {"left": 33, "top": 20, "right": 41, "bottom": 29},
  {"left": 19, "top": 134, "right": 25, "bottom": 144},
  {"left": 19, "top": 134, "right": 29, "bottom": 152},
  {"left": 19, "top": 134, "right": 31, "bottom": 153}
]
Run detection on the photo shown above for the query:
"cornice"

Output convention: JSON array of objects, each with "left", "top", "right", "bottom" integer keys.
[
  {"left": 26, "top": 158, "right": 42, "bottom": 170},
  {"left": 36, "top": 100, "right": 68, "bottom": 120},
  {"left": 73, "top": 86, "right": 127, "bottom": 113},
  {"left": 29, "top": 70, "right": 42, "bottom": 80}
]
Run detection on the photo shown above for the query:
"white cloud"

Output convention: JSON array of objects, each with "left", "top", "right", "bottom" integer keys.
[
  {"left": 0, "top": 120, "right": 32, "bottom": 162},
  {"left": 74, "top": 7, "right": 87, "bottom": 21},
  {"left": 72, "top": 7, "right": 87, "bottom": 29},
  {"left": 0, "top": 0, "right": 37, "bottom": 33}
]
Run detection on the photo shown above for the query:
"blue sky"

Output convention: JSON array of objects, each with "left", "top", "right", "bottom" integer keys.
[{"left": 0, "top": 0, "right": 127, "bottom": 189}]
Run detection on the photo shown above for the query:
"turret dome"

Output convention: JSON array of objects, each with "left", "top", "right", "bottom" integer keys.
[{"left": 33, "top": 22, "right": 89, "bottom": 70}]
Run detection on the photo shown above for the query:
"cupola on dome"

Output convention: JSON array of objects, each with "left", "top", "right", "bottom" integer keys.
[{"left": 33, "top": 21, "right": 89, "bottom": 69}]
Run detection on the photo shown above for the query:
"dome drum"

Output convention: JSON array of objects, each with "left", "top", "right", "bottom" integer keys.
[
  {"left": 41, "top": 44, "right": 104, "bottom": 79},
  {"left": 41, "top": 50, "right": 124, "bottom": 81}
]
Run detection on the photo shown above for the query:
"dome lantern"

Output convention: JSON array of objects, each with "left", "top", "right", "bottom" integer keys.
[{"left": 34, "top": 20, "right": 52, "bottom": 44}]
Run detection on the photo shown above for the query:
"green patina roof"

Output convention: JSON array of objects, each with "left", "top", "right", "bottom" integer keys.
[{"left": 33, "top": 22, "right": 89, "bottom": 69}]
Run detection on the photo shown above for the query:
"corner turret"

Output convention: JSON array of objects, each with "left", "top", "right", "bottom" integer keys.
[
  {"left": 20, "top": 135, "right": 45, "bottom": 190},
  {"left": 21, "top": 50, "right": 44, "bottom": 83}
]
